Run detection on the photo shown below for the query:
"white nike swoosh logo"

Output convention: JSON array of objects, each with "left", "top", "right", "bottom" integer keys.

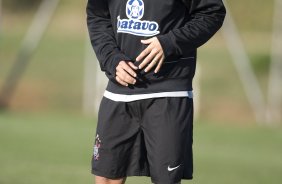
[{"left": 167, "top": 164, "right": 181, "bottom": 171}]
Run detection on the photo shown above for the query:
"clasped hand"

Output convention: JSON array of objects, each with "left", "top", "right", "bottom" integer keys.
[{"left": 115, "top": 37, "right": 165, "bottom": 86}]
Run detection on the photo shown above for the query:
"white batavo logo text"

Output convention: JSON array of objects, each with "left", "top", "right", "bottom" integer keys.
[{"left": 117, "top": 0, "right": 160, "bottom": 37}]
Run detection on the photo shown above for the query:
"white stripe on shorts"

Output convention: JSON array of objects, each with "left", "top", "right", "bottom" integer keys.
[{"left": 103, "top": 90, "right": 193, "bottom": 102}]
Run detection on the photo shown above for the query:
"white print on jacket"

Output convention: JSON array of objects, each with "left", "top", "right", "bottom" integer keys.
[{"left": 117, "top": 0, "right": 160, "bottom": 37}]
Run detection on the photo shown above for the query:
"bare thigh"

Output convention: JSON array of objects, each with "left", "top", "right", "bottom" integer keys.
[{"left": 95, "top": 176, "right": 126, "bottom": 184}]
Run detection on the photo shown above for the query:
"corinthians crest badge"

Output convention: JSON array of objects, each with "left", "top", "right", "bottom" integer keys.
[{"left": 93, "top": 134, "right": 101, "bottom": 160}]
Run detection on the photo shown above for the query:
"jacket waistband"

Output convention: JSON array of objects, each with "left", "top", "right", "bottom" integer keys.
[{"left": 106, "top": 77, "right": 193, "bottom": 95}]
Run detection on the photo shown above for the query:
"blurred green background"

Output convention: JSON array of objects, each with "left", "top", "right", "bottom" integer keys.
[{"left": 0, "top": 0, "right": 281, "bottom": 183}]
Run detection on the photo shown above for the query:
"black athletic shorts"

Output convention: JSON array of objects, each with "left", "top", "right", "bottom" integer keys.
[{"left": 91, "top": 96, "right": 194, "bottom": 184}]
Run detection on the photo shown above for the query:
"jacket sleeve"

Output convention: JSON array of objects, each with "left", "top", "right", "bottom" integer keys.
[
  {"left": 156, "top": 0, "right": 226, "bottom": 59},
  {"left": 86, "top": 0, "right": 131, "bottom": 81}
]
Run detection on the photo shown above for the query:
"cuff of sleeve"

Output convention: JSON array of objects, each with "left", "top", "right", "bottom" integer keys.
[
  {"left": 156, "top": 33, "right": 177, "bottom": 59},
  {"left": 106, "top": 53, "right": 131, "bottom": 77}
]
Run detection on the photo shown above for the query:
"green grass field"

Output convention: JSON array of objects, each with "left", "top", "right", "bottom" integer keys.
[{"left": 1, "top": 112, "right": 281, "bottom": 184}]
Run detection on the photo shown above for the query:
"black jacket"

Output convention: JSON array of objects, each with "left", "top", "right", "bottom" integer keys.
[{"left": 87, "top": 0, "right": 226, "bottom": 95}]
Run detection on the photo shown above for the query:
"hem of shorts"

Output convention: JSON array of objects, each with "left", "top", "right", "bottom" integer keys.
[
  {"left": 91, "top": 169, "right": 150, "bottom": 179},
  {"left": 151, "top": 176, "right": 193, "bottom": 184},
  {"left": 92, "top": 170, "right": 192, "bottom": 182}
]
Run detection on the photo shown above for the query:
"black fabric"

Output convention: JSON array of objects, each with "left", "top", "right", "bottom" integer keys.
[
  {"left": 92, "top": 96, "right": 194, "bottom": 184},
  {"left": 106, "top": 58, "right": 195, "bottom": 95},
  {"left": 86, "top": 0, "right": 226, "bottom": 93}
]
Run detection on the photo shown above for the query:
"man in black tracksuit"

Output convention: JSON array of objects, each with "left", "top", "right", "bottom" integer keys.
[{"left": 87, "top": 0, "right": 226, "bottom": 183}]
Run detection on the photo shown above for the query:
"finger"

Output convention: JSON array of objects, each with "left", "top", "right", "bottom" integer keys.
[
  {"left": 136, "top": 46, "right": 152, "bottom": 62},
  {"left": 139, "top": 49, "right": 159, "bottom": 70},
  {"left": 118, "top": 69, "right": 136, "bottom": 85},
  {"left": 115, "top": 75, "right": 128, "bottom": 86},
  {"left": 141, "top": 38, "right": 153, "bottom": 44},
  {"left": 116, "top": 60, "right": 126, "bottom": 72},
  {"left": 144, "top": 53, "right": 162, "bottom": 73},
  {"left": 121, "top": 62, "right": 137, "bottom": 77},
  {"left": 128, "top": 62, "right": 138, "bottom": 70},
  {"left": 154, "top": 55, "right": 165, "bottom": 73}
]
